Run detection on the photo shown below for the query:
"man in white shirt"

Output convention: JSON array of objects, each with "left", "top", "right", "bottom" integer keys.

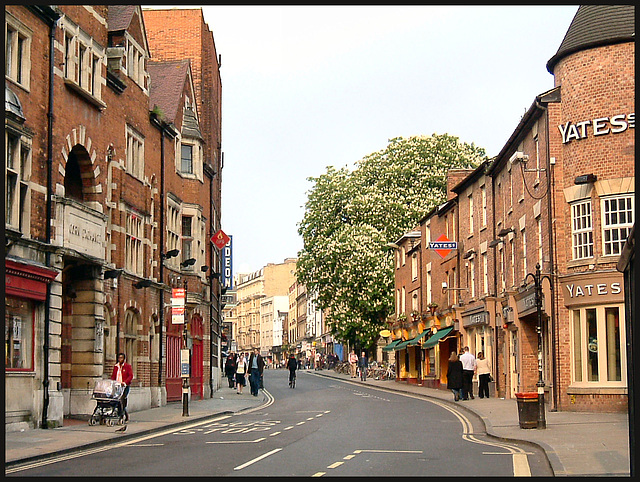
[{"left": 459, "top": 346, "right": 476, "bottom": 400}]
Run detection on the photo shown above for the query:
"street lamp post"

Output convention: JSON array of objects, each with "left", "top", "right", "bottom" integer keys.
[
  {"left": 182, "top": 279, "right": 190, "bottom": 417},
  {"left": 524, "top": 262, "right": 551, "bottom": 429}
]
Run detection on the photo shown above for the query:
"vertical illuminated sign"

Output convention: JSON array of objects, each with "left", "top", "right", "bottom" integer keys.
[{"left": 222, "top": 235, "right": 233, "bottom": 289}]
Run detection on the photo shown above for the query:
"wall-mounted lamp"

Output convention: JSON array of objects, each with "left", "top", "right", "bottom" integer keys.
[
  {"left": 574, "top": 174, "right": 597, "bottom": 185},
  {"left": 162, "top": 249, "right": 180, "bottom": 260},
  {"left": 104, "top": 269, "right": 123, "bottom": 279},
  {"left": 488, "top": 239, "right": 503, "bottom": 248},
  {"left": 385, "top": 242, "right": 400, "bottom": 250},
  {"left": 498, "top": 227, "right": 515, "bottom": 237},
  {"left": 462, "top": 249, "right": 475, "bottom": 260},
  {"left": 509, "top": 151, "right": 528, "bottom": 164},
  {"left": 200, "top": 265, "right": 209, "bottom": 272},
  {"left": 66, "top": 284, "right": 77, "bottom": 299},
  {"left": 210, "top": 271, "right": 221, "bottom": 280},
  {"left": 180, "top": 258, "right": 197, "bottom": 268},
  {"left": 134, "top": 279, "right": 153, "bottom": 289},
  {"left": 442, "top": 281, "right": 469, "bottom": 294}
]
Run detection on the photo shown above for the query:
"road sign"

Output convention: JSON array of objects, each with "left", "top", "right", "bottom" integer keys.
[
  {"left": 172, "top": 288, "right": 185, "bottom": 324},
  {"left": 428, "top": 234, "right": 458, "bottom": 259},
  {"left": 211, "top": 229, "right": 230, "bottom": 250}
]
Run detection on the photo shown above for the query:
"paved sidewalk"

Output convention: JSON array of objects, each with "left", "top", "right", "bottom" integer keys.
[
  {"left": 314, "top": 369, "right": 631, "bottom": 477},
  {"left": 5, "top": 386, "right": 265, "bottom": 467},
  {"left": 5, "top": 371, "right": 631, "bottom": 476}
]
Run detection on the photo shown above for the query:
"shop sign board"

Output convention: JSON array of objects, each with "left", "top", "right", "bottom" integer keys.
[
  {"left": 558, "top": 112, "right": 635, "bottom": 144},
  {"left": 181, "top": 349, "right": 190, "bottom": 377},
  {"left": 221, "top": 235, "right": 233, "bottom": 289},
  {"left": 172, "top": 288, "right": 185, "bottom": 324},
  {"left": 429, "top": 234, "right": 457, "bottom": 259}
]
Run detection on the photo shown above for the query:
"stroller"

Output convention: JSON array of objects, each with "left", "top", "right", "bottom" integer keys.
[{"left": 89, "top": 379, "right": 126, "bottom": 426}]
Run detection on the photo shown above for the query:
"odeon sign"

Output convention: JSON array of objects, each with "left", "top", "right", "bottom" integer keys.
[{"left": 558, "top": 112, "right": 634, "bottom": 144}]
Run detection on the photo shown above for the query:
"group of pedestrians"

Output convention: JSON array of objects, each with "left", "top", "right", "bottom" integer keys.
[
  {"left": 446, "top": 346, "right": 492, "bottom": 402},
  {"left": 224, "top": 348, "right": 265, "bottom": 396},
  {"left": 348, "top": 350, "right": 370, "bottom": 381}
]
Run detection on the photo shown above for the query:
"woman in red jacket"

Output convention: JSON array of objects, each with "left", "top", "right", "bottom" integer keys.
[{"left": 111, "top": 353, "right": 133, "bottom": 421}]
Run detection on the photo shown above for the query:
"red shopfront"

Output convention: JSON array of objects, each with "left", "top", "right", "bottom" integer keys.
[{"left": 165, "top": 314, "right": 204, "bottom": 402}]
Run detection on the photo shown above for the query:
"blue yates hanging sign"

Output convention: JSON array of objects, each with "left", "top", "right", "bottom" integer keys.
[
  {"left": 558, "top": 112, "right": 635, "bottom": 144},
  {"left": 222, "top": 235, "right": 233, "bottom": 289}
]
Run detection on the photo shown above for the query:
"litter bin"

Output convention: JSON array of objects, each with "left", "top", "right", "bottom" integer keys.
[{"left": 515, "top": 392, "right": 538, "bottom": 429}]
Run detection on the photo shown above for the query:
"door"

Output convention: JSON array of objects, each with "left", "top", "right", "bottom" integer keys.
[
  {"left": 166, "top": 332, "right": 182, "bottom": 401},
  {"left": 190, "top": 316, "right": 203, "bottom": 399},
  {"left": 509, "top": 329, "right": 519, "bottom": 398}
]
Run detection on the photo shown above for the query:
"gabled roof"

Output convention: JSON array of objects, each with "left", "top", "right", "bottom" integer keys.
[
  {"left": 547, "top": 5, "right": 635, "bottom": 73},
  {"left": 108, "top": 5, "right": 151, "bottom": 57},
  {"left": 148, "top": 60, "right": 190, "bottom": 123}
]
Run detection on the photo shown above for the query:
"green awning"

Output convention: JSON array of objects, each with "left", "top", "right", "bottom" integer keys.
[
  {"left": 394, "top": 339, "right": 412, "bottom": 350},
  {"left": 422, "top": 325, "right": 455, "bottom": 349},
  {"left": 382, "top": 339, "right": 403, "bottom": 351},
  {"left": 407, "top": 329, "right": 431, "bottom": 346}
]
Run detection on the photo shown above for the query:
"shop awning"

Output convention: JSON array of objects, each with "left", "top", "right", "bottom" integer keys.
[
  {"left": 407, "top": 329, "right": 431, "bottom": 346},
  {"left": 382, "top": 339, "right": 403, "bottom": 351},
  {"left": 394, "top": 339, "right": 412, "bottom": 350},
  {"left": 422, "top": 325, "right": 455, "bottom": 349}
]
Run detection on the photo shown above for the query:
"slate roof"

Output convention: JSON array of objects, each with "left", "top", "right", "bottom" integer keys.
[
  {"left": 547, "top": 5, "right": 635, "bottom": 73},
  {"left": 148, "top": 60, "right": 190, "bottom": 123},
  {"left": 107, "top": 5, "right": 136, "bottom": 32}
]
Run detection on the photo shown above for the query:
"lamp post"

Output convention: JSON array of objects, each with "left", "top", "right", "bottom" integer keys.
[
  {"left": 523, "top": 262, "right": 551, "bottom": 429},
  {"left": 182, "top": 278, "right": 190, "bottom": 417}
]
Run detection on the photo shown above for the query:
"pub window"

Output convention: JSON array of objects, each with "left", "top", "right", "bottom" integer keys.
[
  {"left": 5, "top": 297, "right": 34, "bottom": 370},
  {"left": 571, "top": 305, "right": 625, "bottom": 385},
  {"left": 571, "top": 199, "right": 594, "bottom": 260},
  {"left": 601, "top": 194, "right": 634, "bottom": 256}
]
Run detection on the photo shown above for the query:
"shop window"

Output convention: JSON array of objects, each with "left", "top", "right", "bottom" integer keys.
[
  {"left": 5, "top": 297, "right": 34, "bottom": 370},
  {"left": 571, "top": 200, "right": 593, "bottom": 259},
  {"left": 571, "top": 305, "right": 624, "bottom": 385},
  {"left": 5, "top": 132, "right": 31, "bottom": 232},
  {"left": 601, "top": 194, "right": 634, "bottom": 256}
]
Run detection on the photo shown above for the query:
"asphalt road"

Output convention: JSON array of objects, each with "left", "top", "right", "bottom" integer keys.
[{"left": 9, "top": 370, "right": 552, "bottom": 477}]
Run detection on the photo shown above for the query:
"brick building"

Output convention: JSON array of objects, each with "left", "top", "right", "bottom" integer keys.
[
  {"left": 5, "top": 5, "right": 223, "bottom": 430},
  {"left": 388, "top": 5, "right": 634, "bottom": 412}
]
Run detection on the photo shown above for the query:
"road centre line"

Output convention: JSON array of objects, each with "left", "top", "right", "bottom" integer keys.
[
  {"left": 270, "top": 431, "right": 281, "bottom": 436},
  {"left": 234, "top": 448, "right": 282, "bottom": 471},
  {"left": 312, "top": 472, "right": 326, "bottom": 477},
  {"left": 327, "top": 461, "right": 343, "bottom": 469}
]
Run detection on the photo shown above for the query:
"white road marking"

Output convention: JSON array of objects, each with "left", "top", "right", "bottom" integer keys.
[
  {"left": 270, "top": 431, "right": 281, "bottom": 436},
  {"left": 284, "top": 426, "right": 294, "bottom": 430},
  {"left": 233, "top": 448, "right": 282, "bottom": 471},
  {"left": 296, "top": 421, "right": 305, "bottom": 425},
  {"left": 327, "top": 461, "right": 343, "bottom": 469},
  {"left": 513, "top": 453, "right": 532, "bottom": 477},
  {"left": 206, "top": 437, "right": 266, "bottom": 444},
  {"left": 312, "top": 472, "right": 326, "bottom": 477}
]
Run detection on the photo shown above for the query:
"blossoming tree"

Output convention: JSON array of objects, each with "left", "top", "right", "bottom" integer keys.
[{"left": 297, "top": 134, "right": 487, "bottom": 351}]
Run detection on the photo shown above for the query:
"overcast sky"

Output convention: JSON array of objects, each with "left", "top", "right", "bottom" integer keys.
[{"left": 150, "top": 5, "right": 580, "bottom": 275}]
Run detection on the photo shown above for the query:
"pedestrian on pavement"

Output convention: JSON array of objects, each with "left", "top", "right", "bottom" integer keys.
[
  {"left": 358, "top": 351, "right": 368, "bottom": 381},
  {"left": 235, "top": 353, "right": 247, "bottom": 394},
  {"left": 446, "top": 351, "right": 464, "bottom": 402},
  {"left": 286, "top": 352, "right": 297, "bottom": 387},
  {"left": 349, "top": 350, "right": 358, "bottom": 378},
  {"left": 248, "top": 348, "right": 265, "bottom": 396},
  {"left": 224, "top": 351, "right": 237, "bottom": 389},
  {"left": 111, "top": 352, "right": 133, "bottom": 422},
  {"left": 460, "top": 346, "right": 476, "bottom": 400},
  {"left": 475, "top": 351, "right": 491, "bottom": 399}
]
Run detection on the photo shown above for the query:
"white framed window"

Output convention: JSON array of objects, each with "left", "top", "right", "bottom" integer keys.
[
  {"left": 181, "top": 144, "right": 193, "bottom": 174},
  {"left": 499, "top": 245, "right": 506, "bottom": 292},
  {"left": 571, "top": 304, "right": 625, "bottom": 386},
  {"left": 401, "top": 286, "right": 406, "bottom": 314},
  {"left": 123, "top": 308, "right": 139, "bottom": 377},
  {"left": 5, "top": 131, "right": 31, "bottom": 233},
  {"left": 426, "top": 264, "right": 432, "bottom": 305},
  {"left": 482, "top": 251, "right": 488, "bottom": 295},
  {"left": 5, "top": 14, "right": 32, "bottom": 89},
  {"left": 401, "top": 246, "right": 406, "bottom": 266},
  {"left": 126, "top": 125, "right": 145, "bottom": 180},
  {"left": 395, "top": 250, "right": 400, "bottom": 270},
  {"left": 509, "top": 237, "right": 515, "bottom": 287},
  {"left": 481, "top": 184, "right": 487, "bottom": 227},
  {"left": 468, "top": 192, "right": 474, "bottom": 234},
  {"left": 521, "top": 228, "right": 527, "bottom": 277},
  {"left": 61, "top": 19, "right": 104, "bottom": 102},
  {"left": 166, "top": 198, "right": 181, "bottom": 269},
  {"left": 537, "top": 216, "right": 543, "bottom": 267},
  {"left": 181, "top": 215, "right": 193, "bottom": 269},
  {"left": 411, "top": 292, "right": 418, "bottom": 313},
  {"left": 469, "top": 257, "right": 476, "bottom": 299},
  {"left": 411, "top": 253, "right": 418, "bottom": 281},
  {"left": 571, "top": 200, "right": 594, "bottom": 260},
  {"left": 124, "top": 35, "right": 148, "bottom": 92},
  {"left": 601, "top": 194, "right": 634, "bottom": 256},
  {"left": 125, "top": 211, "right": 144, "bottom": 277}
]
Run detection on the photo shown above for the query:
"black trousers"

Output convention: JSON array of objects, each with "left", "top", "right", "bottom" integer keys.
[
  {"left": 462, "top": 370, "right": 474, "bottom": 399},
  {"left": 478, "top": 373, "right": 490, "bottom": 398}
]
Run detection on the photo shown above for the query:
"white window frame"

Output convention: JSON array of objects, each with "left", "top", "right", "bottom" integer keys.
[
  {"left": 570, "top": 304, "right": 626, "bottom": 387},
  {"left": 481, "top": 184, "right": 487, "bottom": 227},
  {"left": 601, "top": 194, "right": 634, "bottom": 257},
  {"left": 124, "top": 34, "right": 149, "bottom": 92},
  {"left": 166, "top": 198, "right": 181, "bottom": 269},
  {"left": 571, "top": 199, "right": 594, "bottom": 260},
  {"left": 521, "top": 228, "right": 527, "bottom": 278},
  {"left": 537, "top": 216, "right": 543, "bottom": 267},
  {"left": 411, "top": 253, "right": 418, "bottom": 281},
  {"left": 469, "top": 256, "right": 476, "bottom": 299},
  {"left": 5, "top": 13, "right": 32, "bottom": 90},
  {"left": 125, "top": 211, "right": 144, "bottom": 277},
  {"left": 5, "top": 131, "right": 31, "bottom": 234},
  {"left": 468, "top": 192, "right": 474, "bottom": 235},
  {"left": 126, "top": 125, "right": 145, "bottom": 180},
  {"left": 426, "top": 263, "right": 432, "bottom": 305},
  {"left": 482, "top": 251, "right": 488, "bottom": 296},
  {"left": 181, "top": 214, "right": 193, "bottom": 270}
]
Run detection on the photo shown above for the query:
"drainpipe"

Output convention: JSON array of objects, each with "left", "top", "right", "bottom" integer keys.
[
  {"left": 209, "top": 161, "right": 215, "bottom": 398},
  {"left": 489, "top": 167, "right": 500, "bottom": 398},
  {"left": 41, "top": 9, "right": 59, "bottom": 430},
  {"left": 158, "top": 123, "right": 165, "bottom": 388}
]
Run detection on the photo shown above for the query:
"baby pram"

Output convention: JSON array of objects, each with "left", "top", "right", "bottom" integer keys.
[{"left": 89, "top": 379, "right": 126, "bottom": 426}]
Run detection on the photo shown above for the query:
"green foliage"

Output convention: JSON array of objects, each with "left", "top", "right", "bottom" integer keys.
[{"left": 297, "top": 134, "right": 486, "bottom": 349}]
